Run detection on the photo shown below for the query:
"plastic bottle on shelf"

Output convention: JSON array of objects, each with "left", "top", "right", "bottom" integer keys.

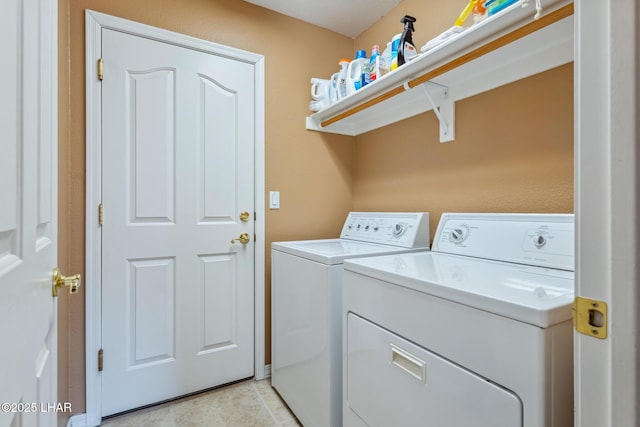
[
  {"left": 346, "top": 50, "right": 368, "bottom": 95},
  {"left": 390, "top": 33, "right": 401, "bottom": 71},
  {"left": 367, "top": 45, "right": 381, "bottom": 83},
  {"left": 380, "top": 42, "right": 392, "bottom": 77},
  {"left": 362, "top": 55, "right": 372, "bottom": 87},
  {"left": 336, "top": 58, "right": 351, "bottom": 99},
  {"left": 398, "top": 15, "right": 418, "bottom": 66},
  {"left": 473, "top": 0, "right": 487, "bottom": 24},
  {"left": 309, "top": 77, "right": 332, "bottom": 111}
]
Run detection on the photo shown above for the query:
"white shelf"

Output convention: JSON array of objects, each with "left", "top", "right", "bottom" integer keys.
[{"left": 305, "top": 0, "right": 574, "bottom": 141}]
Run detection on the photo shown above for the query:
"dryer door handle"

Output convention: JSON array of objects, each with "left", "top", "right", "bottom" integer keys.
[{"left": 390, "top": 344, "right": 427, "bottom": 383}]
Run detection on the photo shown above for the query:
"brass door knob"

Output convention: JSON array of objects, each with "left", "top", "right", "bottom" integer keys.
[
  {"left": 52, "top": 268, "right": 81, "bottom": 297},
  {"left": 239, "top": 211, "right": 251, "bottom": 222},
  {"left": 231, "top": 233, "right": 251, "bottom": 244}
]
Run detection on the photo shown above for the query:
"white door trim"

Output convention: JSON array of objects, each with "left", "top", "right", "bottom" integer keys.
[
  {"left": 574, "top": 1, "right": 639, "bottom": 425},
  {"left": 84, "top": 10, "right": 265, "bottom": 426}
]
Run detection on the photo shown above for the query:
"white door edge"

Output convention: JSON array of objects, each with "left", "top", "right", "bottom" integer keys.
[
  {"left": 574, "top": 1, "right": 639, "bottom": 426},
  {"left": 84, "top": 10, "right": 265, "bottom": 425}
]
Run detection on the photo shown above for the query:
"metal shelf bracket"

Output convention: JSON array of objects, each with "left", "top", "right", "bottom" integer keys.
[{"left": 411, "top": 81, "right": 455, "bottom": 143}]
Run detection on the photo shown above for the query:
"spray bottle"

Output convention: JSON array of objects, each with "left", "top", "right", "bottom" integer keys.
[
  {"left": 337, "top": 58, "right": 351, "bottom": 99},
  {"left": 398, "top": 15, "right": 418, "bottom": 67}
]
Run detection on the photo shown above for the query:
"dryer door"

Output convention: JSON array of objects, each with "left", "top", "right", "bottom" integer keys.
[{"left": 345, "top": 313, "right": 523, "bottom": 427}]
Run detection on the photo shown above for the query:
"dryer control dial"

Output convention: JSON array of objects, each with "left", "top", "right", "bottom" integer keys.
[
  {"left": 534, "top": 234, "right": 547, "bottom": 248},
  {"left": 392, "top": 223, "right": 407, "bottom": 237},
  {"left": 449, "top": 226, "right": 469, "bottom": 244}
]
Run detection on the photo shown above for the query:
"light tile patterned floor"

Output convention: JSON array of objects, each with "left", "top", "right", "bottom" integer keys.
[{"left": 100, "top": 379, "right": 301, "bottom": 427}]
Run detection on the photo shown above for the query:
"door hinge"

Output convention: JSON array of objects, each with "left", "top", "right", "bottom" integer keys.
[
  {"left": 254, "top": 233, "right": 257, "bottom": 242},
  {"left": 254, "top": 212, "right": 257, "bottom": 221},
  {"left": 97, "top": 58, "right": 104, "bottom": 80},
  {"left": 573, "top": 296, "right": 608, "bottom": 339},
  {"left": 98, "top": 348, "right": 104, "bottom": 372},
  {"left": 98, "top": 203, "right": 104, "bottom": 225}
]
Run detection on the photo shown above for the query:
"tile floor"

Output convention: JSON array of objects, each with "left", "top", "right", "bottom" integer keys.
[{"left": 100, "top": 379, "right": 301, "bottom": 427}]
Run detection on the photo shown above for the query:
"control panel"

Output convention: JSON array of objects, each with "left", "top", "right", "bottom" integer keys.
[
  {"left": 340, "top": 212, "right": 430, "bottom": 249},
  {"left": 433, "top": 213, "right": 574, "bottom": 271}
]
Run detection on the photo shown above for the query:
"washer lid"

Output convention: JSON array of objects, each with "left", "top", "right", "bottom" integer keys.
[
  {"left": 272, "top": 239, "right": 426, "bottom": 265},
  {"left": 344, "top": 251, "right": 574, "bottom": 328}
]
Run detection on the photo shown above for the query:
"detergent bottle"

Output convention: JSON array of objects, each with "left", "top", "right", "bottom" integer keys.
[
  {"left": 310, "top": 78, "right": 331, "bottom": 101},
  {"left": 346, "top": 50, "right": 368, "bottom": 96},
  {"left": 367, "top": 45, "right": 381, "bottom": 83},
  {"left": 329, "top": 72, "right": 340, "bottom": 103},
  {"left": 380, "top": 42, "right": 392, "bottom": 76},
  {"left": 390, "top": 34, "right": 401, "bottom": 70},
  {"left": 309, "top": 77, "right": 331, "bottom": 112}
]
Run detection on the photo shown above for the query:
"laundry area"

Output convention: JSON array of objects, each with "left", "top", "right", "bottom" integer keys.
[
  {"left": 44, "top": 0, "right": 637, "bottom": 426},
  {"left": 271, "top": 1, "right": 575, "bottom": 425}
]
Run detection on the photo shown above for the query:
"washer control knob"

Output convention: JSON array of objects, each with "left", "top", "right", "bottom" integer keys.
[
  {"left": 392, "top": 223, "right": 406, "bottom": 237},
  {"left": 534, "top": 235, "right": 547, "bottom": 248},
  {"left": 450, "top": 226, "right": 468, "bottom": 244}
]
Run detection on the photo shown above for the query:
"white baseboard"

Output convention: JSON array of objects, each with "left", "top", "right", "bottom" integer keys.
[
  {"left": 67, "top": 412, "right": 101, "bottom": 427},
  {"left": 67, "top": 413, "right": 86, "bottom": 427},
  {"left": 263, "top": 364, "right": 271, "bottom": 378}
]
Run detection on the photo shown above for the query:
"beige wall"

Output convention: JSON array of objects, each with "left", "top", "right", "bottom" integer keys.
[
  {"left": 58, "top": 0, "right": 573, "bottom": 420},
  {"left": 353, "top": 0, "right": 574, "bottom": 237},
  {"left": 58, "top": 0, "right": 354, "bottom": 418}
]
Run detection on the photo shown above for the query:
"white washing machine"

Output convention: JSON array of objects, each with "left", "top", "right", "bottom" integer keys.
[
  {"left": 272, "top": 212, "right": 430, "bottom": 427},
  {"left": 343, "top": 213, "right": 575, "bottom": 427}
]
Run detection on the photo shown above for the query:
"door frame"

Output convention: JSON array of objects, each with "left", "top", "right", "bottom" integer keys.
[
  {"left": 83, "top": 10, "right": 265, "bottom": 426},
  {"left": 574, "top": 1, "right": 638, "bottom": 425}
]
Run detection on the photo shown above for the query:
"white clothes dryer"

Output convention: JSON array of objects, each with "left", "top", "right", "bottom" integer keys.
[
  {"left": 271, "top": 212, "right": 430, "bottom": 427},
  {"left": 343, "top": 213, "right": 575, "bottom": 427}
]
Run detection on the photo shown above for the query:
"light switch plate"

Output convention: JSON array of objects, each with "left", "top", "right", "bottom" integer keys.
[{"left": 269, "top": 191, "right": 280, "bottom": 209}]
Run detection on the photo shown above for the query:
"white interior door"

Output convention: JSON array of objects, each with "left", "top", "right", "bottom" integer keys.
[
  {"left": 0, "top": 0, "right": 59, "bottom": 425},
  {"left": 100, "top": 28, "right": 256, "bottom": 416}
]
